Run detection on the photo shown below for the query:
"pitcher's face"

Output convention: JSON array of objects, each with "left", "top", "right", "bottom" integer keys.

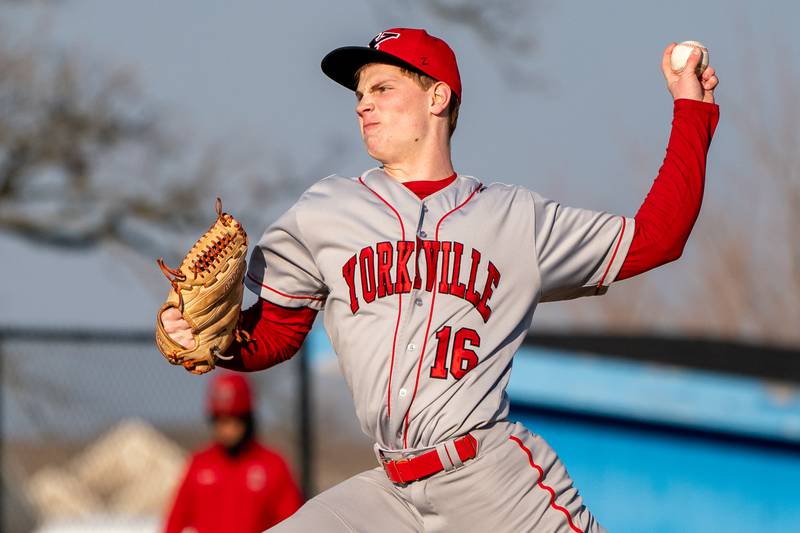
[{"left": 355, "top": 63, "right": 433, "bottom": 164}]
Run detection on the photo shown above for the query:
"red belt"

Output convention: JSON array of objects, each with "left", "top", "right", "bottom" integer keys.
[{"left": 381, "top": 434, "right": 478, "bottom": 484}]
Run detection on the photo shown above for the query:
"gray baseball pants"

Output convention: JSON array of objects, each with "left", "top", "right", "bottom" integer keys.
[{"left": 268, "top": 421, "right": 605, "bottom": 533}]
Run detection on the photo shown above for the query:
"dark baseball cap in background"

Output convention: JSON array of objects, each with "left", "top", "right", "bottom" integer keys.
[{"left": 321, "top": 28, "right": 462, "bottom": 101}]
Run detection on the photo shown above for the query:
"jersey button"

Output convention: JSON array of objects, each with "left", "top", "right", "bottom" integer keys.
[
  {"left": 418, "top": 230, "right": 427, "bottom": 238},
  {"left": 407, "top": 343, "right": 416, "bottom": 352},
  {"left": 399, "top": 388, "right": 408, "bottom": 398},
  {"left": 414, "top": 298, "right": 423, "bottom": 307}
]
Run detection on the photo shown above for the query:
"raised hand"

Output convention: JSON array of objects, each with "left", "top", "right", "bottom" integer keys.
[{"left": 662, "top": 42, "right": 719, "bottom": 104}]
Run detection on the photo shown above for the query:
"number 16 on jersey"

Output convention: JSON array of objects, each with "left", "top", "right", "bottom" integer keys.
[{"left": 430, "top": 326, "right": 481, "bottom": 380}]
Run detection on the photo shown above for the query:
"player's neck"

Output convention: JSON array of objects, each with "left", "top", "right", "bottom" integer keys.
[{"left": 382, "top": 142, "right": 454, "bottom": 183}]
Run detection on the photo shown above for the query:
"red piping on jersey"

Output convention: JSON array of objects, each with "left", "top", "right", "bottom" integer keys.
[
  {"left": 402, "top": 184, "right": 482, "bottom": 448},
  {"left": 246, "top": 272, "right": 325, "bottom": 301},
  {"left": 509, "top": 436, "right": 585, "bottom": 533},
  {"left": 358, "top": 176, "right": 406, "bottom": 418},
  {"left": 595, "top": 216, "right": 626, "bottom": 293}
]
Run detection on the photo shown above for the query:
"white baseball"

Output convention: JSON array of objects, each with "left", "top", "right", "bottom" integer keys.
[{"left": 670, "top": 40, "right": 709, "bottom": 76}]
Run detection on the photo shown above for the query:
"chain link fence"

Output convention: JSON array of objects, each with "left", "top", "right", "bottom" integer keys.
[{"left": 0, "top": 327, "right": 374, "bottom": 533}]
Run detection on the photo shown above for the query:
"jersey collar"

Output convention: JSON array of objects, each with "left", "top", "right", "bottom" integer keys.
[{"left": 359, "top": 167, "right": 481, "bottom": 210}]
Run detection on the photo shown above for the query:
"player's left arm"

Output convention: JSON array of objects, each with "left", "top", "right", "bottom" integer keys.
[{"left": 617, "top": 43, "right": 720, "bottom": 280}]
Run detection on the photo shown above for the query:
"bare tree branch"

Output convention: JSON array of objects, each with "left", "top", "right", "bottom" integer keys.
[{"left": 0, "top": 25, "right": 322, "bottom": 259}]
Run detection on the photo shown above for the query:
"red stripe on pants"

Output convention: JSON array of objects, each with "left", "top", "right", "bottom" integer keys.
[{"left": 509, "top": 435, "right": 585, "bottom": 533}]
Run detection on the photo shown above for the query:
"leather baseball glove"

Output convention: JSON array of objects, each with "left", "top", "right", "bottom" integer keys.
[{"left": 155, "top": 198, "right": 249, "bottom": 374}]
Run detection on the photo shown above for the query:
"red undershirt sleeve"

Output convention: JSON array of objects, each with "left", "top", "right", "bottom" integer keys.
[
  {"left": 617, "top": 98, "right": 720, "bottom": 281},
  {"left": 216, "top": 298, "right": 317, "bottom": 372}
]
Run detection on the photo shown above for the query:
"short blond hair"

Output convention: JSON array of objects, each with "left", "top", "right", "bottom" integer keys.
[{"left": 355, "top": 64, "right": 460, "bottom": 138}]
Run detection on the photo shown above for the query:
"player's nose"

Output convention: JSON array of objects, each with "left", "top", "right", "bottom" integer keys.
[{"left": 356, "top": 97, "right": 374, "bottom": 117}]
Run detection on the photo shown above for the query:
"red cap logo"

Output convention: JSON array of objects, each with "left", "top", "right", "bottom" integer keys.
[{"left": 369, "top": 31, "right": 401, "bottom": 49}]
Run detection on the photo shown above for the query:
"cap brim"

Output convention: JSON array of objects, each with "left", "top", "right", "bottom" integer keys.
[{"left": 321, "top": 46, "right": 425, "bottom": 92}]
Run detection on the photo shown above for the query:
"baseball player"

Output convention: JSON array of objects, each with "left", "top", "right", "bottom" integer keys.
[
  {"left": 164, "top": 373, "right": 303, "bottom": 532},
  {"left": 161, "top": 28, "right": 719, "bottom": 532}
]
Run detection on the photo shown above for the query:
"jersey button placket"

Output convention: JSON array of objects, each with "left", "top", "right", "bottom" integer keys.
[
  {"left": 391, "top": 201, "right": 428, "bottom": 444},
  {"left": 418, "top": 203, "right": 428, "bottom": 239}
]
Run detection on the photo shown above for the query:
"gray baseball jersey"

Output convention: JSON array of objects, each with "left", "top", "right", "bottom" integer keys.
[{"left": 245, "top": 167, "right": 633, "bottom": 452}]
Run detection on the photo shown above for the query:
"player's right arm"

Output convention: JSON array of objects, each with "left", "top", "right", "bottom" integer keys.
[
  {"left": 219, "top": 299, "right": 317, "bottom": 371},
  {"left": 159, "top": 301, "right": 317, "bottom": 371},
  {"left": 161, "top": 186, "right": 327, "bottom": 369}
]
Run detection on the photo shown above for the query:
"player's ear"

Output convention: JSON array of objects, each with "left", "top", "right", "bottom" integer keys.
[{"left": 429, "top": 82, "right": 452, "bottom": 116}]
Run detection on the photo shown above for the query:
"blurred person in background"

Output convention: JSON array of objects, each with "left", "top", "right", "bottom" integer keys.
[{"left": 164, "top": 373, "right": 303, "bottom": 533}]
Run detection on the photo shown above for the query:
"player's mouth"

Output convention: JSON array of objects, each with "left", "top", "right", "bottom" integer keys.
[{"left": 362, "top": 122, "right": 380, "bottom": 134}]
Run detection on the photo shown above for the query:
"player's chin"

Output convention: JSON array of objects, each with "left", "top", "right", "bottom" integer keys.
[{"left": 363, "top": 139, "right": 389, "bottom": 162}]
